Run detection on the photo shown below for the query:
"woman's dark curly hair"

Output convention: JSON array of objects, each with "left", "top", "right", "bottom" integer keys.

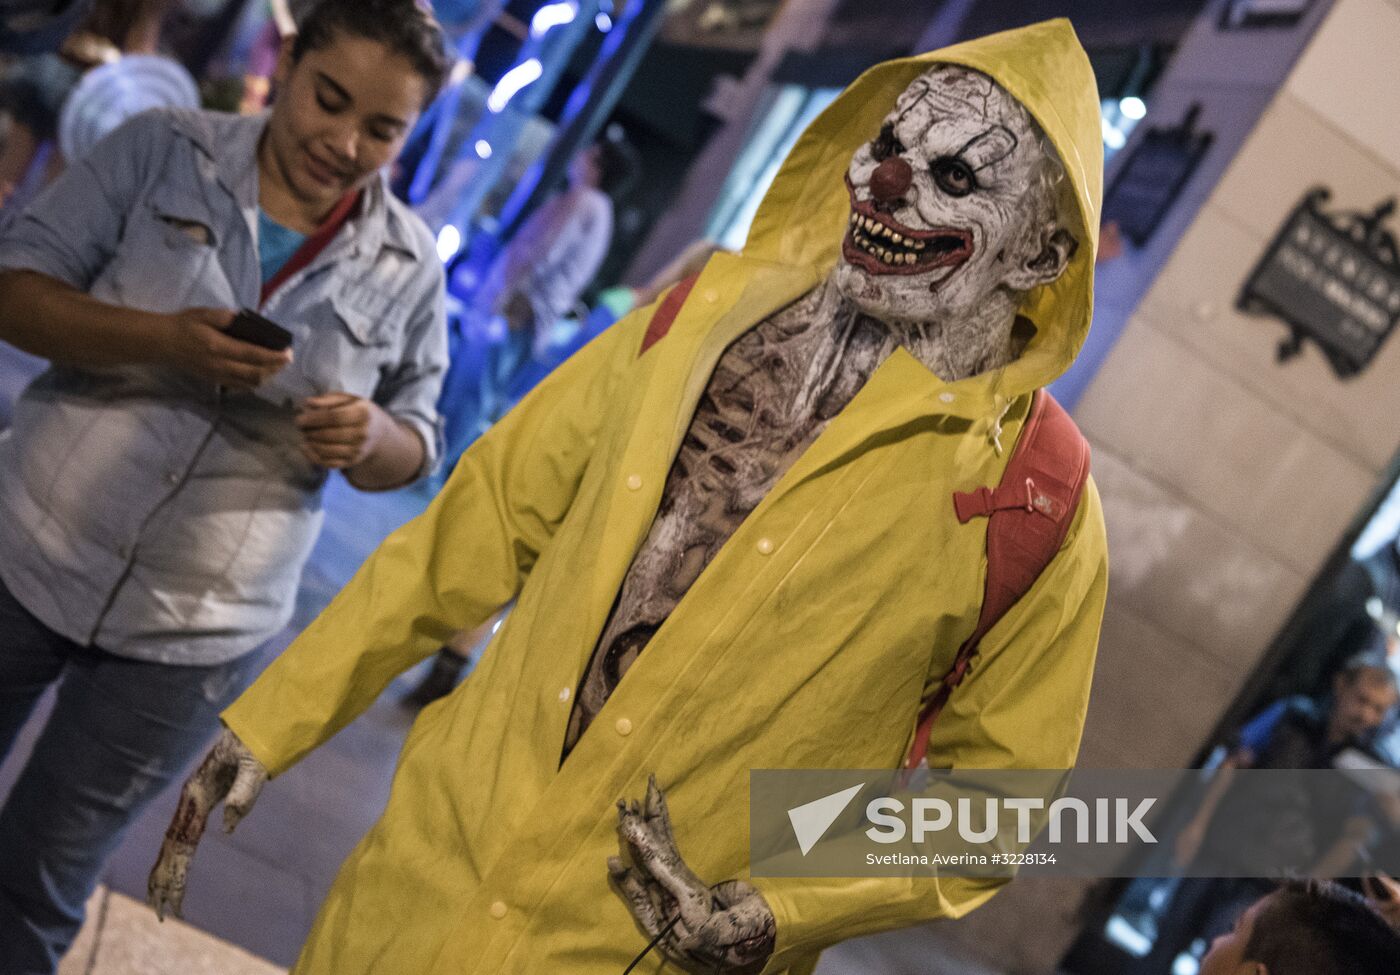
[{"left": 292, "top": 0, "right": 452, "bottom": 106}]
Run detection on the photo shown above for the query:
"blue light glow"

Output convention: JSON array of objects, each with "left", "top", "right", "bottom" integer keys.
[
  {"left": 595, "top": 11, "right": 612, "bottom": 31},
  {"left": 1120, "top": 96, "right": 1147, "bottom": 120},
  {"left": 530, "top": 1, "right": 578, "bottom": 38},
  {"left": 1101, "top": 116, "right": 1126, "bottom": 150},
  {"left": 436, "top": 225, "right": 461, "bottom": 261},
  {"left": 474, "top": 139, "right": 493, "bottom": 159},
  {"left": 487, "top": 58, "right": 543, "bottom": 112}
]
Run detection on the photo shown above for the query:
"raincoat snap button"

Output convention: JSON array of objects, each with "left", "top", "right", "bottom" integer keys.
[
  {"left": 756, "top": 537, "right": 775, "bottom": 555},
  {"left": 939, "top": 392, "right": 955, "bottom": 404},
  {"left": 615, "top": 718, "right": 633, "bottom": 736},
  {"left": 625, "top": 474, "right": 643, "bottom": 491},
  {"left": 558, "top": 686, "right": 571, "bottom": 703},
  {"left": 489, "top": 901, "right": 508, "bottom": 919}
]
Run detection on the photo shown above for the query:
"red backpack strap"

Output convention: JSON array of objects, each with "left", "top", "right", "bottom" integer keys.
[
  {"left": 259, "top": 188, "right": 361, "bottom": 307},
  {"left": 638, "top": 273, "right": 701, "bottom": 356},
  {"left": 904, "top": 390, "right": 1090, "bottom": 770}
]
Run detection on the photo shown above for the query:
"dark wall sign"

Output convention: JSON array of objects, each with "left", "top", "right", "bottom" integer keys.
[
  {"left": 1219, "top": 0, "right": 1316, "bottom": 30},
  {"left": 1237, "top": 189, "right": 1400, "bottom": 379},
  {"left": 1102, "top": 105, "right": 1213, "bottom": 248}
]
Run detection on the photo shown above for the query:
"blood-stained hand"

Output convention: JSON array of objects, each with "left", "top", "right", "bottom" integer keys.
[
  {"left": 295, "top": 392, "right": 392, "bottom": 470},
  {"left": 608, "top": 775, "right": 776, "bottom": 974},
  {"left": 147, "top": 728, "right": 268, "bottom": 921}
]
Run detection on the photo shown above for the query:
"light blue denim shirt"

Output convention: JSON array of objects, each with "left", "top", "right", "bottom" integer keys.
[{"left": 0, "top": 108, "right": 448, "bottom": 664}]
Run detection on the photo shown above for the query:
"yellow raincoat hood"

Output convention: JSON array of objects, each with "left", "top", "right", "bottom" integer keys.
[{"left": 745, "top": 18, "right": 1102, "bottom": 401}]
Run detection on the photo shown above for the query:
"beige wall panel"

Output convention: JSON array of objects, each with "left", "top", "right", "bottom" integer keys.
[
  {"left": 1208, "top": 94, "right": 1400, "bottom": 243},
  {"left": 1091, "top": 444, "right": 1310, "bottom": 666},
  {"left": 1286, "top": 0, "right": 1400, "bottom": 168},
  {"left": 1153, "top": 0, "right": 1333, "bottom": 89},
  {"left": 1134, "top": 206, "right": 1400, "bottom": 475},
  {"left": 1076, "top": 320, "right": 1376, "bottom": 576},
  {"left": 1078, "top": 603, "right": 1245, "bottom": 770}
]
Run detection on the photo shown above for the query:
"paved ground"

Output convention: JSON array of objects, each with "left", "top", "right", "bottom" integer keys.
[{"left": 59, "top": 887, "right": 285, "bottom": 975}]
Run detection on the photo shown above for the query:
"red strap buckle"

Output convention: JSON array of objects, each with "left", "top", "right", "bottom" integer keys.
[{"left": 953, "top": 477, "right": 1042, "bottom": 523}]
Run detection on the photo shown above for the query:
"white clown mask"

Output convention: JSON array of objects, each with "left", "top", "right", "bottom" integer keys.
[{"left": 834, "top": 64, "right": 1076, "bottom": 326}]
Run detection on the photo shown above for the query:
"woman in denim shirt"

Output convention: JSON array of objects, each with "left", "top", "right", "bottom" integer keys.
[{"left": 0, "top": 2, "right": 450, "bottom": 969}]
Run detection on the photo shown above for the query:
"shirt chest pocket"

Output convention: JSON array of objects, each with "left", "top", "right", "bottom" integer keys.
[
  {"left": 290, "top": 277, "right": 408, "bottom": 400},
  {"left": 104, "top": 191, "right": 232, "bottom": 313}
]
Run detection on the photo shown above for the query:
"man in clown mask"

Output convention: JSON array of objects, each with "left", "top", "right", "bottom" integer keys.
[{"left": 152, "top": 19, "right": 1107, "bottom": 975}]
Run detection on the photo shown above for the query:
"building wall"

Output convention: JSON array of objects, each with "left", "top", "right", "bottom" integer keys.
[
  {"left": 929, "top": 0, "right": 1400, "bottom": 971},
  {"left": 1081, "top": 0, "right": 1400, "bottom": 773},
  {"left": 819, "top": 0, "right": 1400, "bottom": 972}
]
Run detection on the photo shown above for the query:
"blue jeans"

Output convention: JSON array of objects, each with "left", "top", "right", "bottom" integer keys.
[{"left": 0, "top": 581, "right": 263, "bottom": 974}]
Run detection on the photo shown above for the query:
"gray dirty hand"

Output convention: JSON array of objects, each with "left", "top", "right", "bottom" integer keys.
[
  {"left": 609, "top": 774, "right": 776, "bottom": 974},
  {"left": 147, "top": 728, "right": 268, "bottom": 921}
]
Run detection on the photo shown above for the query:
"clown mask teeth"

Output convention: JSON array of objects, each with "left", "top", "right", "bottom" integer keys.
[{"left": 843, "top": 206, "right": 975, "bottom": 276}]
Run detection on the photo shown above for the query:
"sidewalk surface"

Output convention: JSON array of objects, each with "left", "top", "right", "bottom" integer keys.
[{"left": 60, "top": 887, "right": 285, "bottom": 975}]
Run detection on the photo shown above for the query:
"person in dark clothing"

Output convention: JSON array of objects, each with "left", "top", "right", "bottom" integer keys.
[{"left": 1144, "top": 655, "right": 1399, "bottom": 971}]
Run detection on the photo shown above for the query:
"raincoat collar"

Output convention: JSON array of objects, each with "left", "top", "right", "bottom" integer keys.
[{"left": 739, "top": 18, "right": 1103, "bottom": 413}]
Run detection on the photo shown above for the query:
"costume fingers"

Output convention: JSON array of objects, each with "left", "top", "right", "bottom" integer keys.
[
  {"left": 222, "top": 760, "right": 268, "bottom": 833},
  {"left": 608, "top": 859, "right": 663, "bottom": 936},
  {"left": 628, "top": 781, "right": 712, "bottom": 920},
  {"left": 616, "top": 800, "right": 710, "bottom": 929},
  {"left": 642, "top": 775, "right": 689, "bottom": 869},
  {"left": 616, "top": 800, "right": 681, "bottom": 920},
  {"left": 682, "top": 903, "right": 777, "bottom": 973},
  {"left": 147, "top": 836, "right": 195, "bottom": 921}
]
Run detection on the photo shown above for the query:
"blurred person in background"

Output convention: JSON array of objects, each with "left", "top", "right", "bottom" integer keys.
[
  {"left": 0, "top": 0, "right": 173, "bottom": 205},
  {"left": 1150, "top": 653, "right": 1400, "bottom": 971},
  {"left": 0, "top": 1, "right": 450, "bottom": 969},
  {"left": 443, "top": 127, "right": 639, "bottom": 451}
]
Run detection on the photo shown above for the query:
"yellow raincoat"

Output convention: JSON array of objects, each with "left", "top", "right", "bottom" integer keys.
[{"left": 223, "top": 18, "right": 1107, "bottom": 975}]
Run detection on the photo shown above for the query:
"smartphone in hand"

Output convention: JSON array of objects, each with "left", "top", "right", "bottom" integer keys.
[{"left": 226, "top": 308, "right": 293, "bottom": 351}]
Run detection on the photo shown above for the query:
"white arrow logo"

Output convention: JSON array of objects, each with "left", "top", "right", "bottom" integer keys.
[{"left": 787, "top": 784, "right": 866, "bottom": 856}]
